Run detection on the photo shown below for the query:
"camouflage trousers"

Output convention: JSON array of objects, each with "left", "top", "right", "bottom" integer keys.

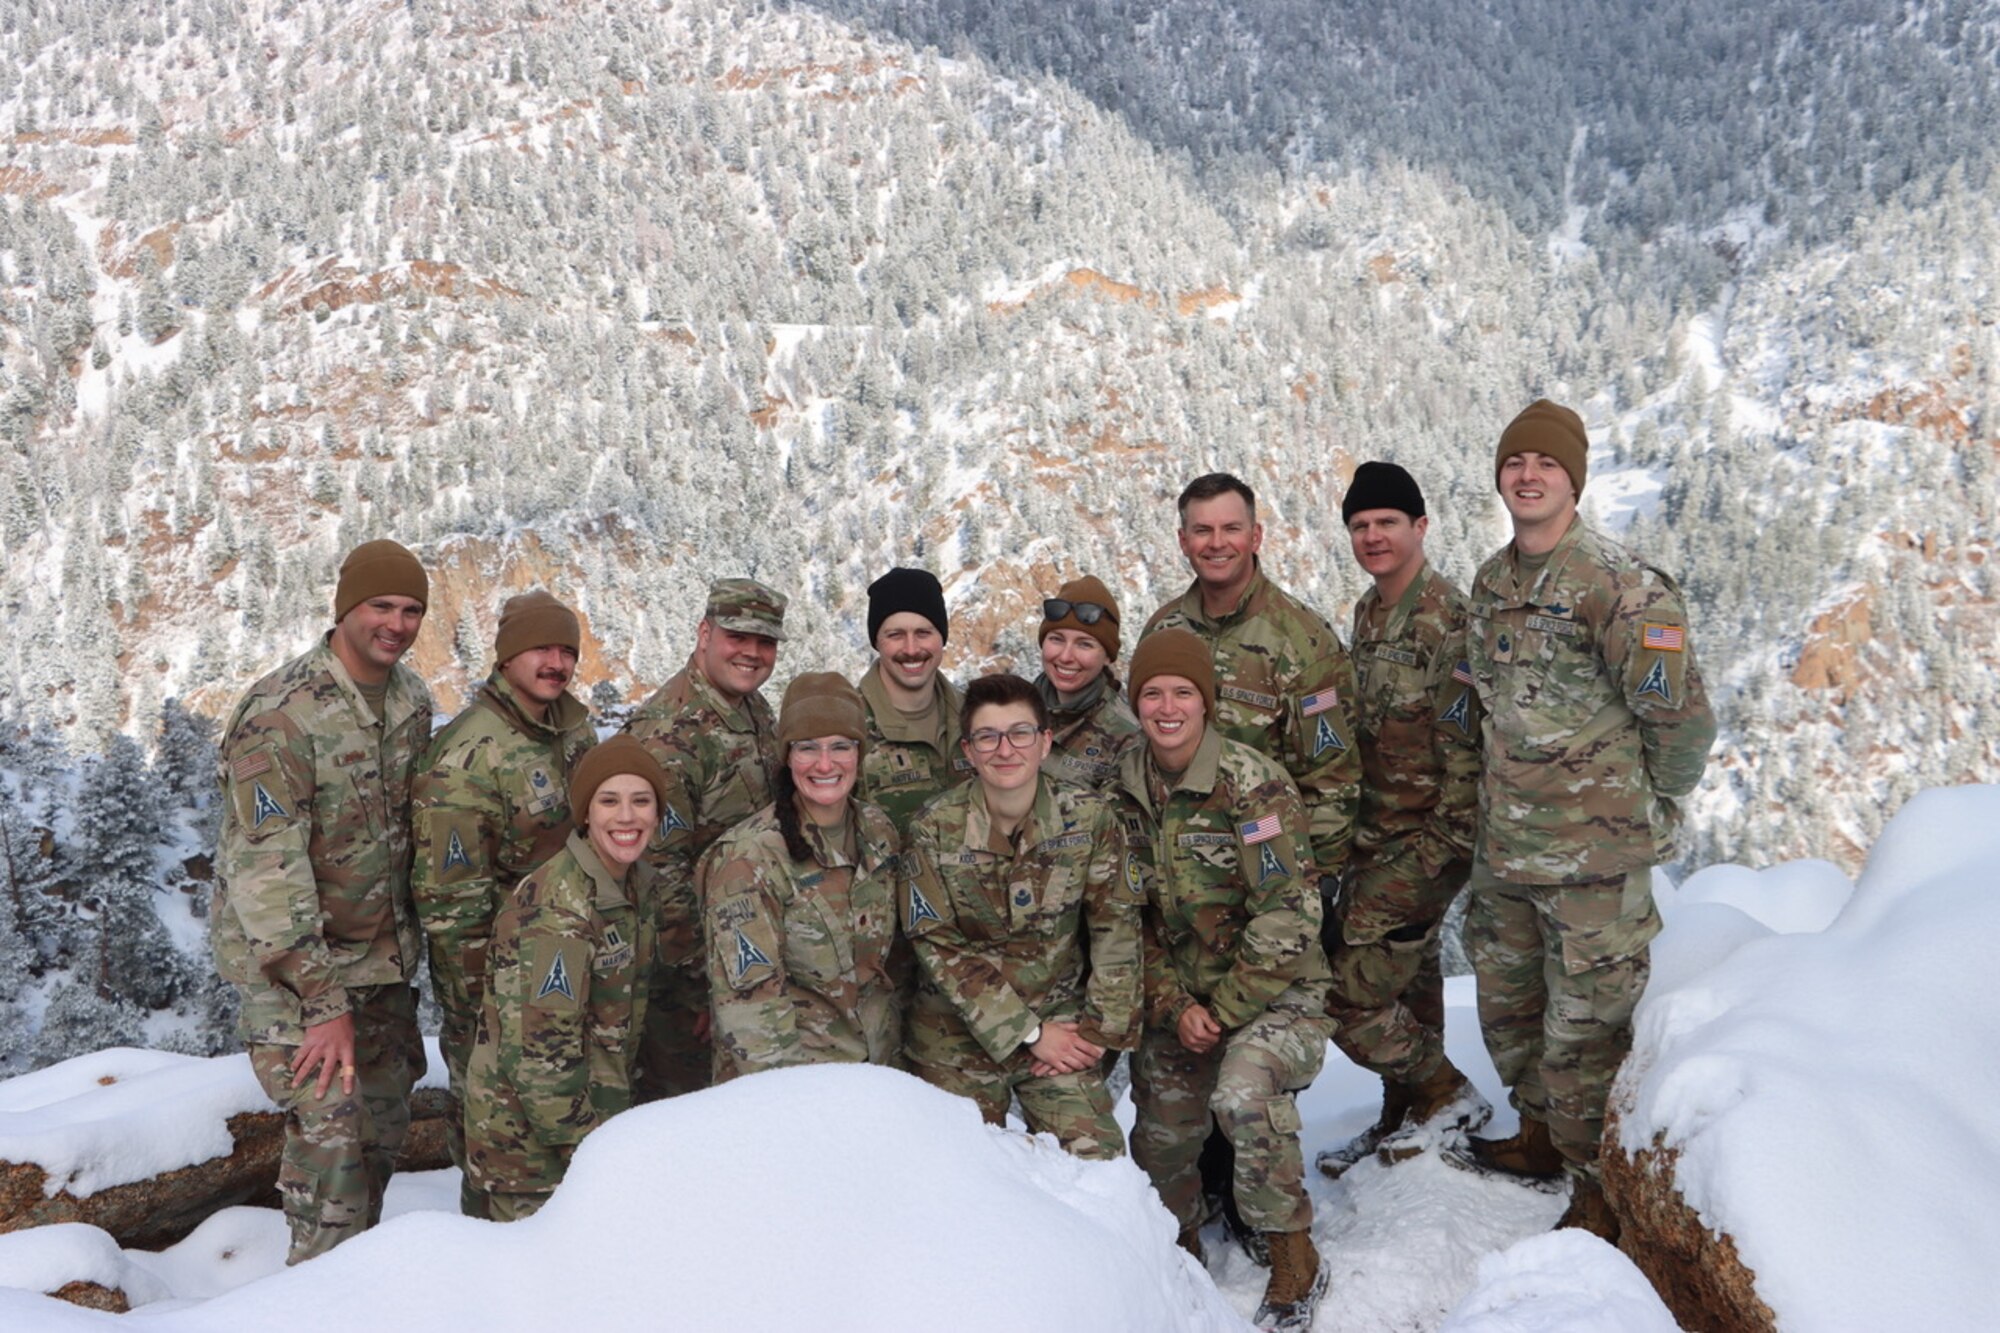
[
  {"left": 1465, "top": 857, "right": 1658, "bottom": 1181},
  {"left": 487, "top": 1190, "right": 551, "bottom": 1222},
  {"left": 1322, "top": 844, "right": 1462, "bottom": 1083},
  {"left": 1131, "top": 984, "right": 1331, "bottom": 1234},
  {"left": 908, "top": 1057, "right": 1125, "bottom": 1161},
  {"left": 426, "top": 952, "right": 490, "bottom": 1220},
  {"left": 247, "top": 984, "right": 424, "bottom": 1265},
  {"left": 636, "top": 927, "right": 711, "bottom": 1103}
]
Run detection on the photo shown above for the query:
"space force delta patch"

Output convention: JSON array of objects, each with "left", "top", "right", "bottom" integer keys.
[
  {"left": 441, "top": 830, "right": 474, "bottom": 873},
  {"left": 907, "top": 881, "right": 943, "bottom": 927},
  {"left": 537, "top": 953, "right": 576, "bottom": 1002},
  {"left": 733, "top": 929, "right": 773, "bottom": 982},
  {"left": 1313, "top": 715, "right": 1346, "bottom": 757},
  {"left": 251, "top": 782, "right": 289, "bottom": 827}
]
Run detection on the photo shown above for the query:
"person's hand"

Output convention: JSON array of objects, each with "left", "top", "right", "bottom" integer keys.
[
  {"left": 291, "top": 1012, "right": 358, "bottom": 1099},
  {"left": 1027, "top": 1021, "right": 1103, "bottom": 1076},
  {"left": 694, "top": 1009, "right": 712, "bottom": 1045},
  {"left": 1176, "top": 1003, "right": 1222, "bottom": 1054}
]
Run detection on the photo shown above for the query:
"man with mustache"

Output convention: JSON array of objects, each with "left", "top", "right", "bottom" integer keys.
[
  {"left": 412, "top": 589, "right": 597, "bottom": 1216},
  {"left": 853, "top": 566, "right": 971, "bottom": 836},
  {"left": 625, "top": 578, "right": 789, "bottom": 1100},
  {"left": 213, "top": 539, "right": 435, "bottom": 1263}
]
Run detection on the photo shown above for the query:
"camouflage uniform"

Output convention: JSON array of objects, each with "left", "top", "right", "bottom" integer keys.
[
  {"left": 1113, "top": 729, "right": 1332, "bottom": 1234},
  {"left": 1035, "top": 671, "right": 1142, "bottom": 791},
  {"left": 1465, "top": 518, "right": 1716, "bottom": 1177},
  {"left": 1143, "top": 566, "right": 1361, "bottom": 880},
  {"left": 702, "top": 800, "right": 905, "bottom": 1081},
  {"left": 212, "top": 636, "right": 432, "bottom": 1264},
  {"left": 1326, "top": 562, "right": 1482, "bottom": 1083},
  {"left": 463, "top": 831, "right": 655, "bottom": 1220},
  {"left": 903, "top": 777, "right": 1143, "bottom": 1159},
  {"left": 625, "top": 641, "right": 781, "bottom": 1101},
  {"left": 855, "top": 668, "right": 972, "bottom": 836},
  {"left": 411, "top": 672, "right": 595, "bottom": 1215}
]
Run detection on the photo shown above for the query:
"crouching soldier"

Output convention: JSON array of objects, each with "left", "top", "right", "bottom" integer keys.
[
  {"left": 1115, "top": 631, "right": 1332, "bottom": 1333},
  {"left": 903, "top": 673, "right": 1143, "bottom": 1159},
  {"left": 702, "top": 673, "right": 905, "bottom": 1081},
  {"left": 463, "top": 737, "right": 665, "bottom": 1220}
]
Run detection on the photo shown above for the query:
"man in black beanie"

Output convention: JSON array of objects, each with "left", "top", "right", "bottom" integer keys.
[
  {"left": 1314, "top": 462, "right": 1493, "bottom": 1183},
  {"left": 852, "top": 567, "right": 970, "bottom": 835}
]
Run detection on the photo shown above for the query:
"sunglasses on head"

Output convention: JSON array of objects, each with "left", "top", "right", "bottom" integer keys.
[{"left": 1043, "top": 598, "right": 1117, "bottom": 626}]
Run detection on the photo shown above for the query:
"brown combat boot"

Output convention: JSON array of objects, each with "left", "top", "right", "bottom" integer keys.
[
  {"left": 1176, "top": 1224, "right": 1205, "bottom": 1264},
  {"left": 1470, "top": 1115, "right": 1564, "bottom": 1176},
  {"left": 1253, "top": 1230, "right": 1329, "bottom": 1332},
  {"left": 1555, "top": 1177, "right": 1621, "bottom": 1243},
  {"left": 1316, "top": 1077, "right": 1411, "bottom": 1179}
]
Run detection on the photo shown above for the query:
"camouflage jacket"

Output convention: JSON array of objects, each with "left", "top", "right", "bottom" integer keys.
[
  {"left": 213, "top": 637, "right": 433, "bottom": 1043},
  {"left": 466, "top": 831, "right": 656, "bottom": 1189},
  {"left": 700, "top": 800, "right": 904, "bottom": 1081},
  {"left": 412, "top": 673, "right": 596, "bottom": 1008},
  {"left": 902, "top": 777, "right": 1144, "bottom": 1070},
  {"left": 1349, "top": 562, "right": 1482, "bottom": 875},
  {"left": 855, "top": 667, "right": 972, "bottom": 835},
  {"left": 624, "top": 658, "right": 779, "bottom": 961},
  {"left": 1113, "top": 729, "right": 1329, "bottom": 1032},
  {"left": 1468, "top": 519, "right": 1717, "bottom": 885},
  {"left": 1143, "top": 565, "right": 1361, "bottom": 879},
  {"left": 1035, "top": 671, "right": 1142, "bottom": 791}
]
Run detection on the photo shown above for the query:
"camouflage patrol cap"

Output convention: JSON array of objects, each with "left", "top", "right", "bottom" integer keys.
[{"left": 705, "top": 578, "right": 787, "bottom": 641}]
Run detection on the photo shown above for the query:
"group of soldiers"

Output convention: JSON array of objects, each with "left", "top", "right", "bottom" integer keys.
[{"left": 211, "top": 398, "right": 1714, "bottom": 1332}]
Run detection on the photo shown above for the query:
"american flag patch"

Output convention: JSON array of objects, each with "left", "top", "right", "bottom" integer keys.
[
  {"left": 1642, "top": 623, "right": 1685, "bottom": 652},
  {"left": 1239, "top": 814, "right": 1282, "bottom": 845},
  {"left": 1300, "top": 689, "right": 1339, "bottom": 717},
  {"left": 232, "top": 752, "right": 271, "bottom": 781},
  {"left": 1452, "top": 660, "right": 1473, "bottom": 685}
]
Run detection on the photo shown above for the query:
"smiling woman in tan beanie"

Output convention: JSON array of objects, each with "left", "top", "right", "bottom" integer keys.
[
  {"left": 463, "top": 731, "right": 663, "bottom": 1221},
  {"left": 1034, "top": 574, "right": 1140, "bottom": 790},
  {"left": 1112, "top": 624, "right": 1334, "bottom": 1325},
  {"left": 697, "top": 670, "right": 903, "bottom": 1084}
]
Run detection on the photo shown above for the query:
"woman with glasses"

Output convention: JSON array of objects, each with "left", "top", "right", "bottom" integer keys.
[
  {"left": 700, "top": 673, "right": 905, "bottom": 1083},
  {"left": 1034, "top": 576, "right": 1142, "bottom": 790},
  {"left": 900, "top": 673, "right": 1144, "bottom": 1158}
]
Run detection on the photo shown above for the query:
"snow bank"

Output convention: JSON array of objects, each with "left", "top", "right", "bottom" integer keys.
[
  {"left": 0, "top": 1223, "right": 170, "bottom": 1307},
  {"left": 0, "top": 1043, "right": 446, "bottom": 1198},
  {"left": 1619, "top": 784, "right": 2000, "bottom": 1327},
  {"left": 1, "top": 1065, "right": 1244, "bottom": 1332},
  {"left": 1439, "top": 1231, "right": 1677, "bottom": 1333}
]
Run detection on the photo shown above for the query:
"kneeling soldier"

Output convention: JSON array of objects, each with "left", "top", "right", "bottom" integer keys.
[
  {"left": 1116, "top": 631, "right": 1331, "bottom": 1333},
  {"left": 463, "top": 737, "right": 664, "bottom": 1220}
]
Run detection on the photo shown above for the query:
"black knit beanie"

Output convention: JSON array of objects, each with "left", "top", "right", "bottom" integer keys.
[
  {"left": 867, "top": 567, "right": 949, "bottom": 646},
  {"left": 1342, "top": 462, "right": 1427, "bottom": 524}
]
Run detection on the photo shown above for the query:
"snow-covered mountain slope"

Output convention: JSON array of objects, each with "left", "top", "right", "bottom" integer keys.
[{"left": 0, "top": 0, "right": 1993, "bottom": 876}]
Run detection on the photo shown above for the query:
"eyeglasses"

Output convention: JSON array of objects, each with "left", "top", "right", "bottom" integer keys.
[
  {"left": 791, "top": 740, "right": 860, "bottom": 760},
  {"left": 966, "top": 723, "right": 1045, "bottom": 754},
  {"left": 1043, "top": 598, "right": 1117, "bottom": 626}
]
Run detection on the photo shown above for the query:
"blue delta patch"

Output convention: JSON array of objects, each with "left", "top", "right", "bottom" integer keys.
[
  {"left": 661, "top": 805, "right": 691, "bottom": 836},
  {"left": 251, "top": 782, "right": 288, "bottom": 827},
  {"left": 441, "top": 830, "right": 473, "bottom": 873},
  {"left": 907, "top": 881, "right": 943, "bottom": 927},
  {"left": 1636, "top": 656, "right": 1674, "bottom": 704},
  {"left": 1440, "top": 689, "right": 1472, "bottom": 732},
  {"left": 1014, "top": 887, "right": 1033, "bottom": 908},
  {"left": 536, "top": 953, "right": 575, "bottom": 1002},
  {"left": 733, "top": 928, "right": 773, "bottom": 982},
  {"left": 1257, "top": 842, "right": 1287, "bottom": 885},
  {"left": 1312, "top": 714, "right": 1346, "bottom": 757}
]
